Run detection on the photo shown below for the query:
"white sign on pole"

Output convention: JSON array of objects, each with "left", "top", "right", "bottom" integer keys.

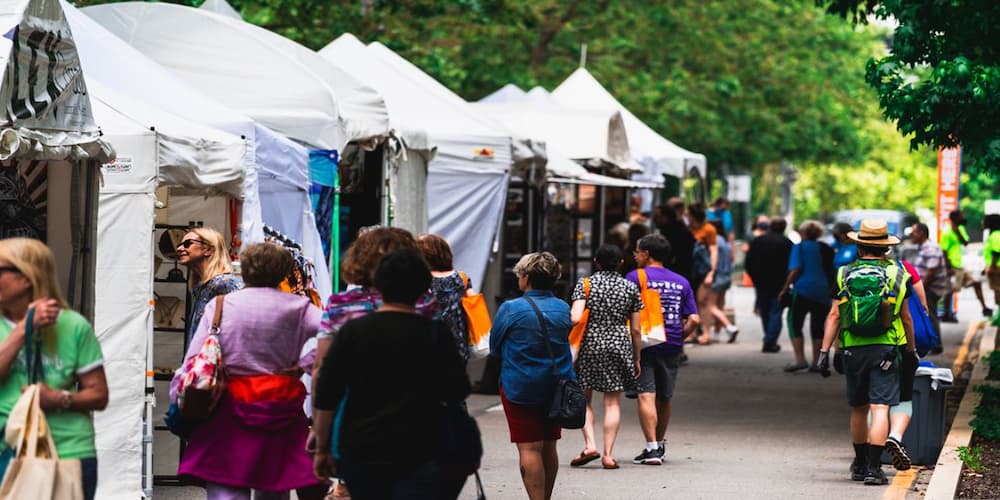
[{"left": 726, "top": 174, "right": 751, "bottom": 202}]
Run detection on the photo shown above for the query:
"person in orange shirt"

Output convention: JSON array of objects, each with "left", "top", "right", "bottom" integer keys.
[{"left": 687, "top": 203, "right": 717, "bottom": 344}]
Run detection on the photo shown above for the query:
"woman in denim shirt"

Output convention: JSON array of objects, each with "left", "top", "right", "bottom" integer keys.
[{"left": 490, "top": 252, "right": 574, "bottom": 500}]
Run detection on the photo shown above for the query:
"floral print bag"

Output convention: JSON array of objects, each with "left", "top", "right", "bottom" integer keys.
[{"left": 177, "top": 296, "right": 227, "bottom": 419}]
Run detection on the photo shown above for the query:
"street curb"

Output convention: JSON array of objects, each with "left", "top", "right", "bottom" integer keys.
[{"left": 924, "top": 321, "right": 995, "bottom": 500}]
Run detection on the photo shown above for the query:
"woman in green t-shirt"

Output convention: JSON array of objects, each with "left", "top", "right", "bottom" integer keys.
[{"left": 0, "top": 238, "right": 109, "bottom": 500}]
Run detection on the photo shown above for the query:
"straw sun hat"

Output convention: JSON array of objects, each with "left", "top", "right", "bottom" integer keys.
[{"left": 846, "top": 219, "right": 900, "bottom": 246}]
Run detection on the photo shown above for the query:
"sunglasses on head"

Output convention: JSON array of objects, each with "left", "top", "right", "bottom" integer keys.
[{"left": 178, "top": 239, "right": 208, "bottom": 249}]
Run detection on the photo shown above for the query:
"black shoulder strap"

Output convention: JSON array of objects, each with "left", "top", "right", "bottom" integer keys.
[{"left": 523, "top": 296, "right": 559, "bottom": 375}]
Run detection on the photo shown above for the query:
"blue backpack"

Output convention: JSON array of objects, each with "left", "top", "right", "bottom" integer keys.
[{"left": 908, "top": 283, "right": 939, "bottom": 356}]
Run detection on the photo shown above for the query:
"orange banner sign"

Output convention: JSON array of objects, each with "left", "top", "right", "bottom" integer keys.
[{"left": 937, "top": 146, "right": 961, "bottom": 241}]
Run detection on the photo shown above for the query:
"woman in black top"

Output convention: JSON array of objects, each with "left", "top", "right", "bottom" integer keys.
[{"left": 312, "top": 250, "right": 471, "bottom": 499}]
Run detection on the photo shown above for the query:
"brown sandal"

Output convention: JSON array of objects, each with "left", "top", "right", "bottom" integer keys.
[
  {"left": 602, "top": 458, "right": 620, "bottom": 469},
  {"left": 570, "top": 450, "right": 601, "bottom": 467}
]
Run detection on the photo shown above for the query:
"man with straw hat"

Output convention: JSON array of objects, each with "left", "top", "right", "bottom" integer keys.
[{"left": 817, "top": 219, "right": 916, "bottom": 486}]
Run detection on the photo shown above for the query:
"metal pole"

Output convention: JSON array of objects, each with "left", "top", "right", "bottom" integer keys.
[{"left": 329, "top": 170, "right": 340, "bottom": 293}]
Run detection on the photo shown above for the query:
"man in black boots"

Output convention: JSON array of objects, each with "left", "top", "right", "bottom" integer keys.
[{"left": 818, "top": 219, "right": 915, "bottom": 486}]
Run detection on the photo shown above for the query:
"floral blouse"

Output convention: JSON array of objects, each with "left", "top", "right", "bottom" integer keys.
[
  {"left": 318, "top": 286, "right": 437, "bottom": 340},
  {"left": 188, "top": 273, "right": 243, "bottom": 344}
]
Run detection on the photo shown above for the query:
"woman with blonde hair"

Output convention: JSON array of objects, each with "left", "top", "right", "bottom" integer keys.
[
  {"left": 175, "top": 226, "right": 243, "bottom": 344},
  {"left": 0, "top": 238, "right": 109, "bottom": 500}
]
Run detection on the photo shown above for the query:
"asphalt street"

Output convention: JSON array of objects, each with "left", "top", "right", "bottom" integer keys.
[{"left": 154, "top": 285, "right": 981, "bottom": 500}]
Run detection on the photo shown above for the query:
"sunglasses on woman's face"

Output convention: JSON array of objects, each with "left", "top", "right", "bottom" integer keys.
[
  {"left": 0, "top": 266, "right": 21, "bottom": 275},
  {"left": 177, "top": 239, "right": 208, "bottom": 249}
]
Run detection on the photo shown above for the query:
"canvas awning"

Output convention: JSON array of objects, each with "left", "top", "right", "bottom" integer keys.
[
  {"left": 553, "top": 68, "right": 706, "bottom": 180},
  {"left": 83, "top": 2, "right": 389, "bottom": 150}
]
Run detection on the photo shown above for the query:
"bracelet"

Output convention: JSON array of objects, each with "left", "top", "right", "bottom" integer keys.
[{"left": 60, "top": 390, "right": 72, "bottom": 410}]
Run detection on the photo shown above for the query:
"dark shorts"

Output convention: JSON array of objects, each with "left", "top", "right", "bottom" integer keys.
[
  {"left": 500, "top": 389, "right": 561, "bottom": 443},
  {"left": 637, "top": 350, "right": 680, "bottom": 402},
  {"left": 843, "top": 344, "right": 900, "bottom": 407}
]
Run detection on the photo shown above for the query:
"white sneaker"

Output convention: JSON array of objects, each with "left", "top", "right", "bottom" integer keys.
[{"left": 725, "top": 324, "right": 739, "bottom": 343}]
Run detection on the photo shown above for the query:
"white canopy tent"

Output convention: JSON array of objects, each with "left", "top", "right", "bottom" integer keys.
[
  {"left": 83, "top": 1, "right": 388, "bottom": 151},
  {"left": 89, "top": 81, "right": 246, "bottom": 500},
  {"left": 66, "top": 1, "right": 331, "bottom": 299},
  {"left": 200, "top": 0, "right": 241, "bottom": 20},
  {"left": 552, "top": 68, "right": 707, "bottom": 181},
  {"left": 475, "top": 88, "right": 659, "bottom": 189},
  {"left": 320, "top": 34, "right": 523, "bottom": 288}
]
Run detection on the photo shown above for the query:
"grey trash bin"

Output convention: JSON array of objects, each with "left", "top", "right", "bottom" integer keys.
[{"left": 882, "top": 373, "right": 952, "bottom": 466}]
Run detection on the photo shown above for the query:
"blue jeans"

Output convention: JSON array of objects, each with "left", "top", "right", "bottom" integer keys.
[
  {"left": 340, "top": 460, "right": 442, "bottom": 500},
  {"left": 756, "top": 294, "right": 783, "bottom": 347}
]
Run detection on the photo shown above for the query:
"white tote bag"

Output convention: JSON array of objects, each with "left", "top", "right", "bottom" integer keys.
[{"left": 0, "top": 385, "right": 83, "bottom": 500}]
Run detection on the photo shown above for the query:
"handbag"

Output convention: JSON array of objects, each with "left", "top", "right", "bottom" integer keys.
[
  {"left": 567, "top": 278, "right": 589, "bottom": 360},
  {"left": 177, "top": 295, "right": 228, "bottom": 419},
  {"left": 429, "top": 321, "right": 484, "bottom": 498},
  {"left": 0, "top": 308, "right": 84, "bottom": 500},
  {"left": 636, "top": 269, "right": 667, "bottom": 348},
  {"left": 522, "top": 297, "right": 586, "bottom": 430},
  {"left": 459, "top": 272, "right": 492, "bottom": 359}
]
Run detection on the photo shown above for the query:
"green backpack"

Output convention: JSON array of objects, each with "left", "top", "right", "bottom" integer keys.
[{"left": 836, "top": 261, "right": 906, "bottom": 338}]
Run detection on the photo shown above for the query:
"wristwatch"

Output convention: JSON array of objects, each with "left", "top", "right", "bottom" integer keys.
[{"left": 60, "top": 390, "right": 72, "bottom": 410}]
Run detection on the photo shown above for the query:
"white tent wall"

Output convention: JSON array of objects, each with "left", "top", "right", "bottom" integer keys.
[
  {"left": 93, "top": 130, "right": 157, "bottom": 500},
  {"left": 392, "top": 148, "right": 430, "bottom": 233},
  {"left": 428, "top": 137, "right": 512, "bottom": 288}
]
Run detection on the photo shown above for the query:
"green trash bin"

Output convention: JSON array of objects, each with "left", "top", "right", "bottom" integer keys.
[{"left": 882, "top": 371, "right": 952, "bottom": 466}]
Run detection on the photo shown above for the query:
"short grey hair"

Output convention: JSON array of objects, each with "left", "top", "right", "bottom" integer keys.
[{"left": 513, "top": 252, "right": 561, "bottom": 290}]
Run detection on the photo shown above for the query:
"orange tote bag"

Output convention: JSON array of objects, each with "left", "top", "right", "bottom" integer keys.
[
  {"left": 637, "top": 269, "right": 667, "bottom": 348},
  {"left": 459, "top": 272, "right": 492, "bottom": 358},
  {"left": 568, "top": 278, "right": 589, "bottom": 359}
]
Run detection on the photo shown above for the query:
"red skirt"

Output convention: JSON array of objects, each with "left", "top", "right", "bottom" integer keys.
[
  {"left": 178, "top": 376, "right": 320, "bottom": 491},
  {"left": 500, "top": 388, "right": 561, "bottom": 443}
]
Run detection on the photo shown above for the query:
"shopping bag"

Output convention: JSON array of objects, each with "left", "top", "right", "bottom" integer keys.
[
  {"left": 459, "top": 272, "right": 492, "bottom": 359},
  {"left": 567, "top": 278, "right": 590, "bottom": 359},
  {"left": 636, "top": 269, "right": 667, "bottom": 348},
  {"left": 177, "top": 295, "right": 227, "bottom": 419},
  {"left": 0, "top": 385, "right": 83, "bottom": 500}
]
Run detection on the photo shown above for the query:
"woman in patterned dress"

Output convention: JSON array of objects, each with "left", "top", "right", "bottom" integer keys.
[
  {"left": 568, "top": 245, "right": 643, "bottom": 469},
  {"left": 176, "top": 226, "right": 243, "bottom": 345},
  {"left": 416, "top": 233, "right": 475, "bottom": 362}
]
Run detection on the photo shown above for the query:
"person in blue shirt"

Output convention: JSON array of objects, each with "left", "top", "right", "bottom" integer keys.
[
  {"left": 707, "top": 197, "right": 735, "bottom": 246},
  {"left": 831, "top": 222, "right": 858, "bottom": 268},
  {"left": 779, "top": 220, "right": 835, "bottom": 372},
  {"left": 490, "top": 252, "right": 574, "bottom": 500}
]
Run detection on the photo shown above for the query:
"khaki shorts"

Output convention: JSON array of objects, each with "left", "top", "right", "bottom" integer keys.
[{"left": 951, "top": 268, "right": 980, "bottom": 292}]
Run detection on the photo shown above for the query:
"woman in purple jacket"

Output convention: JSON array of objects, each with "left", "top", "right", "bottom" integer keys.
[{"left": 171, "top": 242, "right": 325, "bottom": 500}]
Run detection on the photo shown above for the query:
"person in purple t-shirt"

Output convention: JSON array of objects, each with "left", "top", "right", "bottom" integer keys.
[{"left": 625, "top": 234, "right": 700, "bottom": 465}]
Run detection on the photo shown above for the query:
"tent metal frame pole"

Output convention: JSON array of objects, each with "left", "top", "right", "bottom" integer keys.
[{"left": 330, "top": 171, "right": 340, "bottom": 293}]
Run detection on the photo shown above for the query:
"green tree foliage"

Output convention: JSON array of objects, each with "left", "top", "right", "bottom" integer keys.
[
  {"left": 792, "top": 119, "right": 937, "bottom": 221},
  {"left": 821, "top": 0, "right": 1000, "bottom": 176}
]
